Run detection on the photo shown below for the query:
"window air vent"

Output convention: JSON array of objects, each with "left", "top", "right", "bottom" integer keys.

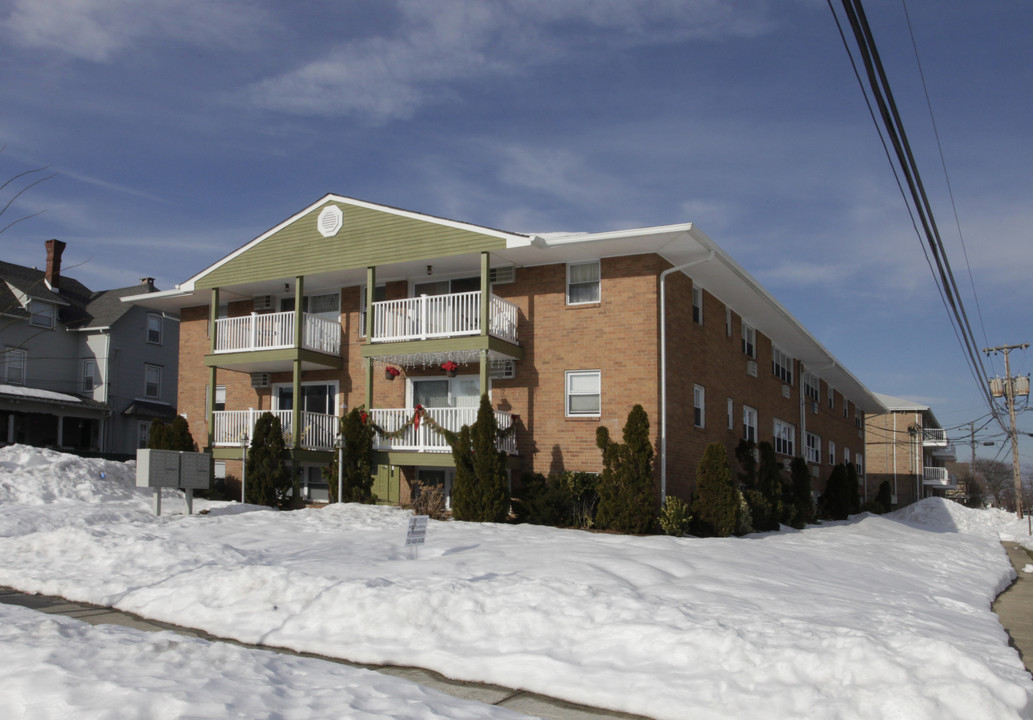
[
  {"left": 250, "top": 372, "right": 270, "bottom": 388},
  {"left": 782, "top": 384, "right": 791, "bottom": 399},
  {"left": 746, "top": 360, "right": 758, "bottom": 377},
  {"left": 490, "top": 266, "right": 515, "bottom": 284},
  {"left": 317, "top": 205, "right": 343, "bottom": 238},
  {"left": 253, "top": 295, "right": 274, "bottom": 312},
  {"left": 489, "top": 359, "right": 516, "bottom": 379}
]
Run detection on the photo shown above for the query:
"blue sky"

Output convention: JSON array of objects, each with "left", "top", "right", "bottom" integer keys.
[{"left": 2, "top": 0, "right": 1031, "bottom": 463}]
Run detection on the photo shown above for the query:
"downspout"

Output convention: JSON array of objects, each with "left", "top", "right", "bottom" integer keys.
[{"left": 659, "top": 250, "right": 715, "bottom": 500}]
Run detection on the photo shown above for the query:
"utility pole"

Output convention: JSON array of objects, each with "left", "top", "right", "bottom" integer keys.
[
  {"left": 970, "top": 420, "right": 977, "bottom": 503},
  {"left": 984, "top": 343, "right": 1030, "bottom": 519}
]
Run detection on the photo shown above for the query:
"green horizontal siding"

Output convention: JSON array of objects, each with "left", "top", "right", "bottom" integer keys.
[{"left": 198, "top": 202, "right": 507, "bottom": 289}]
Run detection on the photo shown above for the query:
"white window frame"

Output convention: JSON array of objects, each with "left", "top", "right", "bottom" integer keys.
[
  {"left": 693, "top": 384, "right": 705, "bottom": 428},
  {"left": 138, "top": 421, "right": 151, "bottom": 449},
  {"left": 4, "top": 347, "right": 26, "bottom": 385},
  {"left": 742, "top": 323, "right": 756, "bottom": 358},
  {"left": 856, "top": 453, "right": 864, "bottom": 478},
  {"left": 144, "top": 364, "right": 162, "bottom": 400},
  {"left": 29, "top": 300, "right": 55, "bottom": 329},
  {"left": 806, "top": 432, "right": 821, "bottom": 464},
  {"left": 146, "top": 313, "right": 163, "bottom": 345},
  {"left": 844, "top": 447, "right": 851, "bottom": 466},
  {"left": 829, "top": 440, "right": 836, "bottom": 466},
  {"left": 743, "top": 405, "right": 758, "bottom": 443},
  {"left": 565, "top": 370, "right": 601, "bottom": 417},
  {"left": 692, "top": 286, "right": 703, "bottom": 325},
  {"left": 772, "top": 346, "right": 793, "bottom": 385},
  {"left": 803, "top": 372, "right": 819, "bottom": 403},
  {"left": 727, "top": 397, "right": 734, "bottom": 430},
  {"left": 82, "top": 358, "right": 96, "bottom": 393},
  {"left": 566, "top": 261, "right": 601, "bottom": 306},
  {"left": 773, "top": 418, "right": 795, "bottom": 456}
]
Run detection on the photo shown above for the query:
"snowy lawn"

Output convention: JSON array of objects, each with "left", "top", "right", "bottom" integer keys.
[{"left": 0, "top": 445, "right": 1031, "bottom": 720}]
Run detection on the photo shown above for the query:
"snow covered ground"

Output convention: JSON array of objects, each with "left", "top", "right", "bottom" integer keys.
[{"left": 0, "top": 445, "right": 1030, "bottom": 720}]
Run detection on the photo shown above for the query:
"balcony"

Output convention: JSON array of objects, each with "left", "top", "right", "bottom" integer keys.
[
  {"left": 922, "top": 428, "right": 948, "bottom": 447},
  {"left": 923, "top": 466, "right": 957, "bottom": 488},
  {"left": 370, "top": 291, "right": 518, "bottom": 345},
  {"left": 213, "top": 409, "right": 338, "bottom": 452},
  {"left": 214, "top": 311, "right": 341, "bottom": 355},
  {"left": 370, "top": 407, "right": 516, "bottom": 454}
]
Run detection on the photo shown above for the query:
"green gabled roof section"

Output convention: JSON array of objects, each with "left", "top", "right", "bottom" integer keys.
[{"left": 194, "top": 195, "right": 521, "bottom": 290}]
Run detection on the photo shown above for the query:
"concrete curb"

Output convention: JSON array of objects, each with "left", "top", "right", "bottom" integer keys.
[{"left": 0, "top": 587, "right": 649, "bottom": 720}]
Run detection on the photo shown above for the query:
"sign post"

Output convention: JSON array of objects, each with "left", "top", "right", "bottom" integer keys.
[{"left": 405, "top": 515, "right": 428, "bottom": 559}]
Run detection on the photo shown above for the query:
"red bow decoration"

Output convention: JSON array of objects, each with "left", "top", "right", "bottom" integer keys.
[{"left": 413, "top": 404, "right": 423, "bottom": 430}]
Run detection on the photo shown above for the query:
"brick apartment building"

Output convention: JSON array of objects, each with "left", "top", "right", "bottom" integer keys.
[
  {"left": 864, "top": 393, "right": 957, "bottom": 509},
  {"left": 126, "top": 195, "right": 882, "bottom": 505}
]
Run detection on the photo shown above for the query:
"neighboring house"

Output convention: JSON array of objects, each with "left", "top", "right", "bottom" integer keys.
[
  {"left": 125, "top": 195, "right": 882, "bottom": 504},
  {"left": 0, "top": 240, "right": 180, "bottom": 456},
  {"left": 864, "top": 392, "right": 957, "bottom": 508}
]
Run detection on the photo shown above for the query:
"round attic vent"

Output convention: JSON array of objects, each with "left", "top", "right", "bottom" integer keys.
[{"left": 317, "top": 205, "right": 343, "bottom": 237}]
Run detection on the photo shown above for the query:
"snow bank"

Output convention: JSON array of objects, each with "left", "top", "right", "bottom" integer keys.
[{"left": 0, "top": 446, "right": 1030, "bottom": 720}]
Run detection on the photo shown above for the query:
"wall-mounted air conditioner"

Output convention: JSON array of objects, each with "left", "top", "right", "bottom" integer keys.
[
  {"left": 253, "top": 295, "right": 274, "bottom": 312},
  {"left": 250, "top": 372, "right": 270, "bottom": 388}
]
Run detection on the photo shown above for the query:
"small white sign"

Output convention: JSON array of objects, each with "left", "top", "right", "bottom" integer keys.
[{"left": 406, "top": 515, "right": 429, "bottom": 546}]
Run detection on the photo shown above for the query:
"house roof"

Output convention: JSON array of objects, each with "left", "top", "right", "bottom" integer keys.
[
  {"left": 873, "top": 392, "right": 943, "bottom": 429},
  {"left": 0, "top": 258, "right": 160, "bottom": 330},
  {"left": 122, "top": 195, "right": 884, "bottom": 413}
]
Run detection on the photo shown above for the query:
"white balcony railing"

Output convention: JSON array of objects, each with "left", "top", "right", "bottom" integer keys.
[
  {"left": 370, "top": 407, "right": 516, "bottom": 454},
  {"left": 371, "top": 291, "right": 518, "bottom": 345},
  {"left": 922, "top": 428, "right": 948, "bottom": 446},
  {"left": 213, "top": 312, "right": 341, "bottom": 356},
  {"left": 212, "top": 409, "right": 338, "bottom": 451},
  {"left": 923, "top": 466, "right": 955, "bottom": 487}
]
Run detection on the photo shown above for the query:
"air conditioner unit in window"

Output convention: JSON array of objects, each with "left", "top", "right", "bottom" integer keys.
[
  {"left": 812, "top": 402, "right": 819, "bottom": 414},
  {"left": 250, "top": 372, "right": 270, "bottom": 388},
  {"left": 252, "top": 295, "right": 274, "bottom": 312},
  {"left": 746, "top": 360, "right": 758, "bottom": 377}
]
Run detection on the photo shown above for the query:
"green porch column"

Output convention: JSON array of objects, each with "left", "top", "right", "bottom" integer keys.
[
  {"left": 480, "top": 251, "right": 490, "bottom": 337},
  {"left": 365, "top": 266, "right": 376, "bottom": 342},
  {"left": 291, "top": 276, "right": 303, "bottom": 449},
  {"left": 479, "top": 349, "right": 489, "bottom": 399},
  {"left": 207, "top": 288, "right": 219, "bottom": 451}
]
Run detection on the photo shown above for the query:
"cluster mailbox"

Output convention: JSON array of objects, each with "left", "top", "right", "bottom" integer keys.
[{"left": 136, "top": 449, "right": 211, "bottom": 515}]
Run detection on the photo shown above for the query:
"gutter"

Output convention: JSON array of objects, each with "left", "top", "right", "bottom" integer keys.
[{"left": 659, "top": 250, "right": 715, "bottom": 500}]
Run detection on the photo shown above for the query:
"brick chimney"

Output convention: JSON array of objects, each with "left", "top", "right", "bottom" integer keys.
[
  {"left": 140, "top": 277, "right": 155, "bottom": 291},
  {"left": 44, "top": 239, "right": 66, "bottom": 289}
]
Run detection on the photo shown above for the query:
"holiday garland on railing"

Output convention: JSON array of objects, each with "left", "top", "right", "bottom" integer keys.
[{"left": 358, "top": 404, "right": 517, "bottom": 447}]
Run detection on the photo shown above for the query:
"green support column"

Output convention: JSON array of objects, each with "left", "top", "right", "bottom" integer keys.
[
  {"left": 479, "top": 349, "right": 489, "bottom": 399},
  {"left": 364, "top": 357, "right": 373, "bottom": 411},
  {"left": 480, "top": 251, "right": 490, "bottom": 337},
  {"left": 207, "top": 288, "right": 219, "bottom": 451},
  {"left": 365, "top": 266, "right": 376, "bottom": 342}
]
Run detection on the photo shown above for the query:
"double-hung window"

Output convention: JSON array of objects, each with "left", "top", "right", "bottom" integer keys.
[
  {"left": 742, "top": 324, "right": 756, "bottom": 358},
  {"left": 566, "top": 261, "right": 600, "bottom": 305},
  {"left": 743, "top": 405, "right": 758, "bottom": 443},
  {"left": 30, "top": 301, "right": 55, "bottom": 329},
  {"left": 693, "top": 385, "right": 705, "bottom": 428},
  {"left": 803, "top": 372, "right": 819, "bottom": 403},
  {"left": 828, "top": 440, "right": 836, "bottom": 466},
  {"left": 856, "top": 453, "right": 864, "bottom": 478},
  {"left": 727, "top": 397, "right": 734, "bottom": 430},
  {"left": 4, "top": 347, "right": 26, "bottom": 385},
  {"left": 692, "top": 286, "right": 703, "bottom": 325},
  {"left": 82, "top": 359, "right": 96, "bottom": 393},
  {"left": 844, "top": 448, "right": 851, "bottom": 467},
  {"left": 565, "top": 370, "right": 600, "bottom": 417},
  {"left": 773, "top": 346, "right": 793, "bottom": 385},
  {"left": 144, "top": 364, "right": 162, "bottom": 399},
  {"left": 146, "top": 313, "right": 163, "bottom": 344},
  {"left": 806, "top": 432, "right": 821, "bottom": 464},
  {"left": 773, "top": 418, "right": 795, "bottom": 456}
]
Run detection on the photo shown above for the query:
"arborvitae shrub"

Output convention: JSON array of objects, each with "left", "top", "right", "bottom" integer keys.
[
  {"left": 148, "top": 418, "right": 168, "bottom": 449},
  {"left": 245, "top": 412, "right": 292, "bottom": 509},
  {"left": 167, "top": 415, "right": 196, "bottom": 451},
  {"left": 567, "top": 472, "right": 600, "bottom": 529},
  {"left": 875, "top": 480, "right": 893, "bottom": 514},
  {"left": 324, "top": 408, "right": 376, "bottom": 503},
  {"left": 754, "top": 441, "right": 785, "bottom": 530},
  {"left": 659, "top": 495, "right": 693, "bottom": 537},
  {"left": 595, "top": 405, "right": 656, "bottom": 534},
  {"left": 789, "top": 456, "right": 814, "bottom": 528},
  {"left": 513, "top": 473, "right": 572, "bottom": 526},
  {"left": 450, "top": 395, "right": 509, "bottom": 522},
  {"left": 735, "top": 439, "right": 757, "bottom": 490},
  {"left": 691, "top": 443, "right": 739, "bottom": 537},
  {"left": 821, "top": 464, "right": 857, "bottom": 520}
]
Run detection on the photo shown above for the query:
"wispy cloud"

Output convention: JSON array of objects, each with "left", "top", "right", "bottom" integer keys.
[
  {"left": 245, "top": 0, "right": 777, "bottom": 122},
  {"left": 1, "top": 0, "right": 267, "bottom": 62}
]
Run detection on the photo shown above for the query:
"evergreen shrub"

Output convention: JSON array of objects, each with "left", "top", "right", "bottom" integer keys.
[
  {"left": 595, "top": 405, "right": 656, "bottom": 534},
  {"left": 690, "top": 443, "right": 739, "bottom": 537}
]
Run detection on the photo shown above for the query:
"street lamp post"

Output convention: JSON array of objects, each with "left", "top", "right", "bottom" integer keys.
[
  {"left": 335, "top": 432, "right": 345, "bottom": 503},
  {"left": 241, "top": 432, "right": 249, "bottom": 504}
]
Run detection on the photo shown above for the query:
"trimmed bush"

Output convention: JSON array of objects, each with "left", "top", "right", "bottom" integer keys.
[
  {"left": 788, "top": 456, "right": 814, "bottom": 528},
  {"left": 324, "top": 408, "right": 377, "bottom": 504},
  {"left": 245, "top": 412, "right": 292, "bottom": 509},
  {"left": 821, "top": 463, "right": 858, "bottom": 520},
  {"left": 595, "top": 405, "right": 656, "bottom": 534},
  {"left": 875, "top": 480, "right": 892, "bottom": 514},
  {"left": 659, "top": 495, "right": 693, "bottom": 537},
  {"left": 450, "top": 394, "right": 509, "bottom": 523},
  {"left": 691, "top": 443, "right": 739, "bottom": 537}
]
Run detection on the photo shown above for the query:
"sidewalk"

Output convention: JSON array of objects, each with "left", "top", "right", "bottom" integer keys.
[
  {"left": 993, "top": 542, "right": 1033, "bottom": 677},
  {"left": 0, "top": 586, "right": 648, "bottom": 720}
]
